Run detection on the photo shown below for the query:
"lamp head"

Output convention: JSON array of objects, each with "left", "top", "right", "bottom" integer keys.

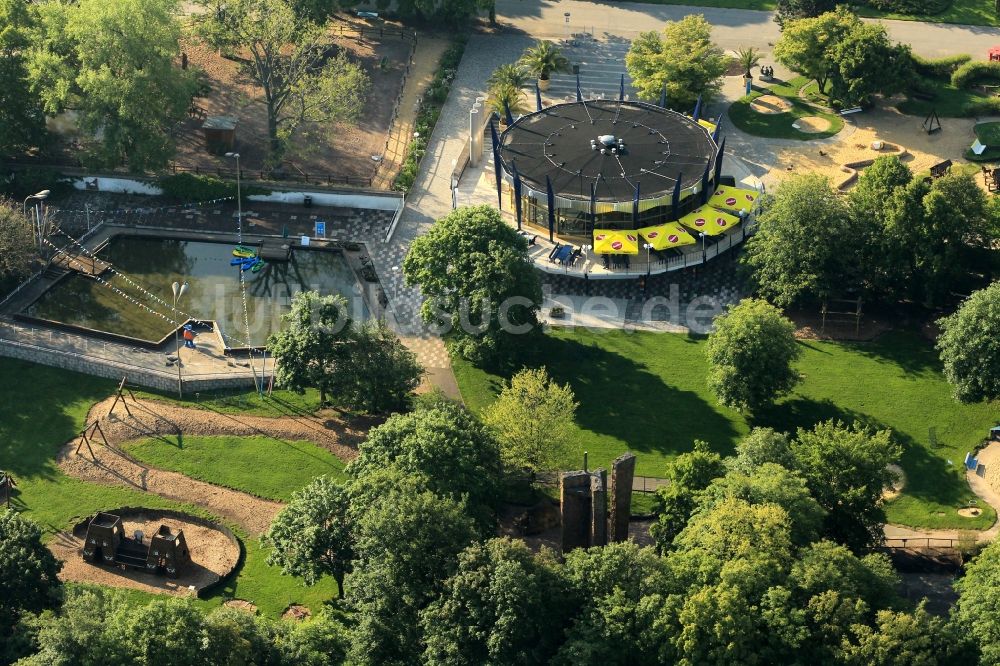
[
  {"left": 225, "top": 152, "right": 239, "bottom": 159},
  {"left": 34, "top": 190, "right": 50, "bottom": 200}
]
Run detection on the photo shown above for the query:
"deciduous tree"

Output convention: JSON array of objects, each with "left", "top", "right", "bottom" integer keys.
[
  {"left": 342, "top": 320, "right": 422, "bottom": 414},
  {"left": 773, "top": 9, "right": 858, "bottom": 94},
  {"left": 403, "top": 205, "right": 542, "bottom": 364},
  {"left": 0, "top": 510, "right": 61, "bottom": 642},
  {"left": 196, "top": 0, "right": 369, "bottom": 165},
  {"left": 0, "top": 198, "right": 37, "bottom": 280},
  {"left": 0, "top": 0, "right": 45, "bottom": 156},
  {"left": 626, "top": 15, "right": 728, "bottom": 110},
  {"left": 827, "top": 22, "right": 912, "bottom": 107},
  {"left": 481, "top": 367, "right": 578, "bottom": 475},
  {"left": 743, "top": 173, "right": 859, "bottom": 305},
  {"left": 937, "top": 281, "right": 1000, "bottom": 403},
  {"left": 30, "top": 0, "right": 196, "bottom": 171},
  {"left": 649, "top": 440, "right": 725, "bottom": 553},
  {"left": 264, "top": 475, "right": 353, "bottom": 597},
  {"left": 705, "top": 298, "right": 801, "bottom": 412}
]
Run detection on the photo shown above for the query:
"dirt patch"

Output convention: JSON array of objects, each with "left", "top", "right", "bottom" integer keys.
[
  {"left": 794, "top": 116, "right": 832, "bottom": 134},
  {"left": 174, "top": 19, "right": 413, "bottom": 181},
  {"left": 750, "top": 94, "right": 792, "bottom": 115},
  {"left": 50, "top": 510, "right": 238, "bottom": 597},
  {"left": 282, "top": 604, "right": 312, "bottom": 621},
  {"left": 884, "top": 464, "right": 907, "bottom": 501},
  {"left": 225, "top": 599, "right": 259, "bottom": 614},
  {"left": 959, "top": 507, "right": 983, "bottom": 518}
]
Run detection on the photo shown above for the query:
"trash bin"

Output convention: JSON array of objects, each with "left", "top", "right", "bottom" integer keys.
[{"left": 303, "top": 195, "right": 313, "bottom": 208}]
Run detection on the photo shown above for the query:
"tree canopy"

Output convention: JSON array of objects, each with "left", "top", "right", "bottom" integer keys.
[
  {"left": 0, "top": 509, "right": 61, "bottom": 658},
  {"left": 704, "top": 298, "right": 801, "bottom": 412},
  {"left": 196, "top": 0, "right": 369, "bottom": 165},
  {"left": 0, "top": 198, "right": 37, "bottom": 281},
  {"left": 937, "top": 281, "right": 1000, "bottom": 403},
  {"left": 626, "top": 15, "right": 728, "bottom": 110},
  {"left": 0, "top": 0, "right": 45, "bottom": 156},
  {"left": 30, "top": 0, "right": 196, "bottom": 171},
  {"left": 403, "top": 205, "right": 542, "bottom": 364},
  {"left": 482, "top": 366, "right": 578, "bottom": 475}
]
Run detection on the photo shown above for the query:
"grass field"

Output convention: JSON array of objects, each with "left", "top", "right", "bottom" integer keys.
[
  {"left": 616, "top": 0, "right": 1000, "bottom": 26},
  {"left": 134, "top": 386, "right": 324, "bottom": 419},
  {"left": 125, "top": 435, "right": 347, "bottom": 502},
  {"left": 896, "top": 76, "right": 994, "bottom": 118},
  {"left": 728, "top": 77, "right": 844, "bottom": 140},
  {"left": 453, "top": 328, "right": 999, "bottom": 530},
  {"left": 0, "top": 358, "right": 339, "bottom": 616}
]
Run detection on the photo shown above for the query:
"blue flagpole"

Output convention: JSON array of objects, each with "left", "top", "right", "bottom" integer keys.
[
  {"left": 512, "top": 161, "right": 523, "bottom": 230},
  {"left": 712, "top": 117, "right": 722, "bottom": 143},
  {"left": 632, "top": 181, "right": 640, "bottom": 226},
  {"left": 619, "top": 74, "right": 625, "bottom": 101},
  {"left": 504, "top": 99, "right": 514, "bottom": 126},
  {"left": 713, "top": 137, "right": 726, "bottom": 187},
  {"left": 672, "top": 172, "right": 682, "bottom": 219},
  {"left": 692, "top": 94, "right": 702, "bottom": 122},
  {"left": 546, "top": 176, "right": 556, "bottom": 243},
  {"left": 659, "top": 82, "right": 667, "bottom": 109},
  {"left": 576, "top": 72, "right": 583, "bottom": 102},
  {"left": 490, "top": 120, "right": 503, "bottom": 210},
  {"left": 535, "top": 82, "right": 543, "bottom": 112},
  {"left": 700, "top": 162, "right": 710, "bottom": 204}
]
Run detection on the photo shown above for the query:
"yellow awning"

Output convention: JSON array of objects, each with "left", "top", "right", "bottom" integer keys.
[
  {"left": 637, "top": 222, "right": 697, "bottom": 250},
  {"left": 707, "top": 185, "right": 759, "bottom": 214},
  {"left": 678, "top": 207, "right": 741, "bottom": 236},
  {"left": 697, "top": 118, "right": 718, "bottom": 135},
  {"left": 593, "top": 229, "right": 639, "bottom": 255}
]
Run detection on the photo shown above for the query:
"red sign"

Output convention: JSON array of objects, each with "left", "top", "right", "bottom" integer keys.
[
  {"left": 647, "top": 231, "right": 659, "bottom": 239},
  {"left": 694, "top": 218, "right": 706, "bottom": 226},
  {"left": 717, "top": 218, "right": 727, "bottom": 227},
  {"left": 611, "top": 241, "right": 623, "bottom": 250},
  {"left": 725, "top": 197, "right": 737, "bottom": 206},
  {"left": 668, "top": 234, "right": 679, "bottom": 243}
]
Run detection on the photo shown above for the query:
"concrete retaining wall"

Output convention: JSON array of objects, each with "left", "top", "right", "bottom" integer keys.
[{"left": 0, "top": 338, "right": 259, "bottom": 392}]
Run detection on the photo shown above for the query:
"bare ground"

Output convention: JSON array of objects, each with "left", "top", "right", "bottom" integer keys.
[{"left": 51, "top": 511, "right": 239, "bottom": 597}]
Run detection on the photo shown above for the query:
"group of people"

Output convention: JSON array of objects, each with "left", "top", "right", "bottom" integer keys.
[{"left": 760, "top": 65, "right": 775, "bottom": 78}]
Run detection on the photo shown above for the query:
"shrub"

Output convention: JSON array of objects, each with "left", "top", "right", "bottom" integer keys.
[
  {"left": 911, "top": 53, "right": 971, "bottom": 80},
  {"left": 157, "top": 173, "right": 267, "bottom": 201},
  {"left": 866, "top": 0, "right": 950, "bottom": 15},
  {"left": 961, "top": 96, "right": 1000, "bottom": 117},
  {"left": 951, "top": 60, "right": 1000, "bottom": 89},
  {"left": 0, "top": 167, "right": 75, "bottom": 200}
]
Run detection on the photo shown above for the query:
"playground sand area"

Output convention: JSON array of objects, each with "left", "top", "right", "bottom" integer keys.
[
  {"left": 51, "top": 510, "right": 239, "bottom": 597},
  {"left": 750, "top": 94, "right": 793, "bottom": 115},
  {"left": 770, "top": 104, "right": 979, "bottom": 189},
  {"left": 58, "top": 395, "right": 368, "bottom": 534},
  {"left": 795, "top": 116, "right": 832, "bottom": 133}
]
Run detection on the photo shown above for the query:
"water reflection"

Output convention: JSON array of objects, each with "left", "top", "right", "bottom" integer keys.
[{"left": 26, "top": 237, "right": 369, "bottom": 343}]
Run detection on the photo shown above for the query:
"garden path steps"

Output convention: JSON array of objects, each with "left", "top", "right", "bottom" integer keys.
[{"left": 57, "top": 395, "right": 367, "bottom": 534}]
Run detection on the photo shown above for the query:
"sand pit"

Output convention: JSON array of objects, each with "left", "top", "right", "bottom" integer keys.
[
  {"left": 884, "top": 464, "right": 906, "bottom": 501},
  {"left": 795, "top": 116, "right": 832, "bottom": 134},
  {"left": 225, "top": 599, "right": 259, "bottom": 614},
  {"left": 51, "top": 509, "right": 239, "bottom": 597},
  {"left": 283, "top": 604, "right": 312, "bottom": 621},
  {"left": 750, "top": 94, "right": 792, "bottom": 115},
  {"left": 959, "top": 507, "right": 983, "bottom": 518}
]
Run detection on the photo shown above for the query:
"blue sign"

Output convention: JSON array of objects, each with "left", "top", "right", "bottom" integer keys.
[{"left": 314, "top": 220, "right": 326, "bottom": 238}]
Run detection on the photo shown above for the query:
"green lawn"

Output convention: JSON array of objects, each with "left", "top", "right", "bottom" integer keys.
[
  {"left": 965, "top": 121, "right": 1000, "bottom": 161},
  {"left": 453, "top": 329, "right": 999, "bottom": 531},
  {"left": 134, "top": 386, "right": 324, "bottom": 419},
  {"left": 124, "top": 435, "right": 346, "bottom": 502},
  {"left": 896, "top": 76, "right": 993, "bottom": 118},
  {"left": 728, "top": 77, "right": 844, "bottom": 141},
  {"left": 0, "top": 359, "right": 339, "bottom": 616},
  {"left": 607, "top": 0, "right": 1000, "bottom": 26}
]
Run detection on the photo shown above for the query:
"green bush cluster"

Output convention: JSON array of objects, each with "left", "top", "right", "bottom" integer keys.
[
  {"left": 157, "top": 172, "right": 267, "bottom": 201},
  {"left": 866, "top": 0, "right": 950, "bottom": 15},
  {"left": 962, "top": 96, "right": 1000, "bottom": 118},
  {"left": 393, "top": 37, "right": 467, "bottom": 192},
  {"left": 951, "top": 60, "right": 1000, "bottom": 88},
  {"left": 912, "top": 53, "right": 971, "bottom": 79},
  {"left": 0, "top": 167, "right": 75, "bottom": 200}
]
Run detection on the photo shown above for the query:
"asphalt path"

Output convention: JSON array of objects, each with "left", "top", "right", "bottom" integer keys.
[{"left": 495, "top": 0, "right": 1000, "bottom": 57}]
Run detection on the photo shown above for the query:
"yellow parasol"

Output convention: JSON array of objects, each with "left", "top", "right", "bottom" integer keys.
[
  {"left": 593, "top": 229, "right": 640, "bottom": 255},
  {"left": 636, "top": 222, "right": 697, "bottom": 250},
  {"left": 677, "top": 206, "right": 741, "bottom": 236},
  {"left": 707, "top": 185, "right": 759, "bottom": 214},
  {"left": 697, "top": 118, "right": 718, "bottom": 135}
]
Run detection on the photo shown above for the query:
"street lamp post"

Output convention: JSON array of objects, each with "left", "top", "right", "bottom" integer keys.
[
  {"left": 23, "top": 190, "right": 50, "bottom": 250},
  {"left": 644, "top": 242, "right": 653, "bottom": 275},
  {"left": 225, "top": 152, "right": 242, "bottom": 233},
  {"left": 171, "top": 281, "right": 189, "bottom": 399},
  {"left": 699, "top": 232, "right": 706, "bottom": 263}
]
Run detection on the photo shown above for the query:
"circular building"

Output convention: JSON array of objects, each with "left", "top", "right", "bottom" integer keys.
[{"left": 493, "top": 99, "right": 758, "bottom": 274}]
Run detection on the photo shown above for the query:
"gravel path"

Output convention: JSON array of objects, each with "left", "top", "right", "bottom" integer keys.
[{"left": 57, "top": 395, "right": 368, "bottom": 535}]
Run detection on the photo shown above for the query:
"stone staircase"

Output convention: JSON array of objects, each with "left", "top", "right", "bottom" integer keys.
[{"left": 545, "top": 36, "right": 636, "bottom": 103}]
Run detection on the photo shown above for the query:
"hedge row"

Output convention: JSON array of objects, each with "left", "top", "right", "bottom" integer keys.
[
  {"left": 157, "top": 173, "right": 267, "bottom": 201},
  {"left": 961, "top": 96, "right": 1000, "bottom": 116},
  {"left": 911, "top": 53, "right": 971, "bottom": 80},
  {"left": 952, "top": 60, "right": 1000, "bottom": 89},
  {"left": 866, "top": 0, "right": 950, "bottom": 16}
]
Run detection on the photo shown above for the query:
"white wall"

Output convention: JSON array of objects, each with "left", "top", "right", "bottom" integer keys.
[{"left": 72, "top": 177, "right": 162, "bottom": 196}]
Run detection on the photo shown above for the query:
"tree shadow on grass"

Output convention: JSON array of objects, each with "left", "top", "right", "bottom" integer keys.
[
  {"left": 495, "top": 334, "right": 743, "bottom": 460},
  {"left": 836, "top": 331, "right": 941, "bottom": 377}
]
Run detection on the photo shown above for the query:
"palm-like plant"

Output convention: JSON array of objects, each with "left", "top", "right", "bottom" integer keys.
[
  {"left": 736, "top": 46, "right": 762, "bottom": 78},
  {"left": 490, "top": 82, "right": 527, "bottom": 122},
  {"left": 519, "top": 40, "right": 570, "bottom": 82},
  {"left": 488, "top": 63, "right": 529, "bottom": 90}
]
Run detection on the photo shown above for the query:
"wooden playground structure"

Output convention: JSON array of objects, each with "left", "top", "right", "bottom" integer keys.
[{"left": 82, "top": 511, "right": 192, "bottom": 578}]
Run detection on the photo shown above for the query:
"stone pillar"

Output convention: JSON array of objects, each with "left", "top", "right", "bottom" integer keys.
[
  {"left": 590, "top": 469, "right": 607, "bottom": 547},
  {"left": 609, "top": 452, "right": 637, "bottom": 543},
  {"left": 560, "top": 470, "right": 591, "bottom": 553}
]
